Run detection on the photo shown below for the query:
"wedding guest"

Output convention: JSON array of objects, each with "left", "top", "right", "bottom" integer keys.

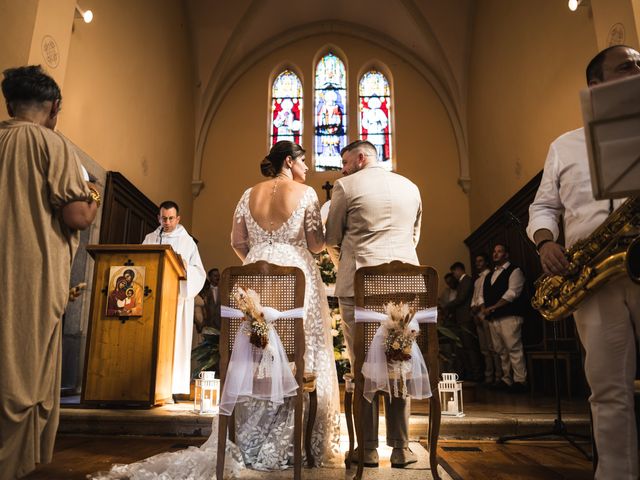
[
  {"left": 471, "top": 253, "right": 502, "bottom": 385},
  {"left": 205, "top": 267, "right": 221, "bottom": 330},
  {"left": 445, "top": 262, "right": 483, "bottom": 382},
  {"left": 438, "top": 272, "right": 460, "bottom": 376},
  {"left": 326, "top": 139, "right": 422, "bottom": 468},
  {"left": 143, "top": 201, "right": 206, "bottom": 396},
  {"left": 438, "top": 273, "right": 458, "bottom": 311},
  {"left": 479, "top": 243, "right": 528, "bottom": 393},
  {"left": 0, "top": 65, "right": 98, "bottom": 480}
]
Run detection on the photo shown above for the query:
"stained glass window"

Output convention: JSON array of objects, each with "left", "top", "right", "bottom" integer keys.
[
  {"left": 359, "top": 70, "right": 392, "bottom": 170},
  {"left": 271, "top": 70, "right": 303, "bottom": 145},
  {"left": 314, "top": 53, "right": 347, "bottom": 171}
]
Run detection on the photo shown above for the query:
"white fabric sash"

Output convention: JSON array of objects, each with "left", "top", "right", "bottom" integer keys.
[
  {"left": 219, "top": 305, "right": 305, "bottom": 416},
  {"left": 355, "top": 306, "right": 438, "bottom": 324},
  {"left": 356, "top": 306, "right": 436, "bottom": 402}
]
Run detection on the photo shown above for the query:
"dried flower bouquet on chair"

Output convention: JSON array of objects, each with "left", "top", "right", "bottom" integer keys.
[
  {"left": 362, "top": 302, "right": 432, "bottom": 402},
  {"left": 234, "top": 287, "right": 270, "bottom": 349}
]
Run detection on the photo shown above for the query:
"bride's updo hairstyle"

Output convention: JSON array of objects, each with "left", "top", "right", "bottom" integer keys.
[{"left": 260, "top": 140, "right": 305, "bottom": 177}]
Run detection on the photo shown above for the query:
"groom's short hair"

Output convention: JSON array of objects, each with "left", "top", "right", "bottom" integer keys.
[{"left": 340, "top": 140, "right": 377, "bottom": 157}]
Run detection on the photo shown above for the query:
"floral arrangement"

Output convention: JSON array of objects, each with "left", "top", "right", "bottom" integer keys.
[
  {"left": 383, "top": 302, "right": 418, "bottom": 362},
  {"left": 235, "top": 287, "right": 269, "bottom": 349},
  {"left": 382, "top": 302, "right": 419, "bottom": 397},
  {"left": 329, "top": 307, "right": 350, "bottom": 379},
  {"left": 315, "top": 250, "right": 337, "bottom": 285}
]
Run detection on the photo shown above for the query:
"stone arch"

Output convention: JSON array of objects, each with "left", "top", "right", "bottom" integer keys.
[{"left": 192, "top": 20, "right": 470, "bottom": 196}]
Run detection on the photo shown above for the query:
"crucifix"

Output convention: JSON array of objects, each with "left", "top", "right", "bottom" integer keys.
[{"left": 321, "top": 181, "right": 333, "bottom": 202}]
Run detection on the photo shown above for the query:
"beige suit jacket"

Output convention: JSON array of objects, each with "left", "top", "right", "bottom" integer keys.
[{"left": 325, "top": 163, "right": 422, "bottom": 297}]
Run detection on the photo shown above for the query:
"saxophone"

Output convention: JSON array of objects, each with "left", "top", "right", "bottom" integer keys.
[{"left": 532, "top": 196, "right": 640, "bottom": 321}]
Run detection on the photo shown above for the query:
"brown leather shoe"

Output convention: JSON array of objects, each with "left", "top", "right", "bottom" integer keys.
[
  {"left": 344, "top": 447, "right": 379, "bottom": 468},
  {"left": 390, "top": 447, "right": 417, "bottom": 468}
]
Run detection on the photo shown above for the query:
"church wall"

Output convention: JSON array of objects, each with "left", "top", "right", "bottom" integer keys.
[
  {"left": 467, "top": 1, "right": 598, "bottom": 231},
  {"left": 56, "top": 0, "right": 197, "bottom": 227},
  {"left": 0, "top": 0, "right": 39, "bottom": 91},
  {"left": 591, "top": 0, "right": 640, "bottom": 49},
  {"left": 193, "top": 33, "right": 470, "bottom": 278}
]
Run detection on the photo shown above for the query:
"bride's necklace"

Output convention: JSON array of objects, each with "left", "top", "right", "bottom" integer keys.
[
  {"left": 270, "top": 173, "right": 289, "bottom": 198},
  {"left": 269, "top": 173, "right": 290, "bottom": 228}
]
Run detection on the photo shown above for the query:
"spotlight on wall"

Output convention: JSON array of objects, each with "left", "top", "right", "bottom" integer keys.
[
  {"left": 75, "top": 4, "right": 93, "bottom": 23},
  {"left": 568, "top": 0, "right": 582, "bottom": 11}
]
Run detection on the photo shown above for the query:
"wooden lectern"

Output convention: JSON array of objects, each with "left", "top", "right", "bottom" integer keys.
[{"left": 82, "top": 245, "right": 186, "bottom": 406}]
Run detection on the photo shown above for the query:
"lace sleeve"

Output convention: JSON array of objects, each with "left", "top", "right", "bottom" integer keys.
[
  {"left": 304, "top": 187, "right": 325, "bottom": 254},
  {"left": 231, "top": 189, "right": 251, "bottom": 261}
]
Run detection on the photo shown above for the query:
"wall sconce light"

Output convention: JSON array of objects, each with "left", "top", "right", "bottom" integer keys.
[
  {"left": 568, "top": 0, "right": 583, "bottom": 12},
  {"left": 75, "top": 4, "right": 93, "bottom": 23}
]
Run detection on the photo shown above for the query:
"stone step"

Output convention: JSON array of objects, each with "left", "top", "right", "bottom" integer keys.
[{"left": 59, "top": 403, "right": 591, "bottom": 440}]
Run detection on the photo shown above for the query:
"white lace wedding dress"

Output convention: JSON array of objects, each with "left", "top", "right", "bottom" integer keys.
[{"left": 92, "top": 186, "right": 341, "bottom": 479}]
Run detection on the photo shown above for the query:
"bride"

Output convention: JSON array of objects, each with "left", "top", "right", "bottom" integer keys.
[
  {"left": 92, "top": 141, "right": 340, "bottom": 479},
  {"left": 230, "top": 140, "right": 341, "bottom": 470}
]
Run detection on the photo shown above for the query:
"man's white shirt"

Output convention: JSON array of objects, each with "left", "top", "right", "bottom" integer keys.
[
  {"left": 471, "top": 268, "right": 491, "bottom": 308},
  {"left": 527, "top": 128, "right": 625, "bottom": 248}
]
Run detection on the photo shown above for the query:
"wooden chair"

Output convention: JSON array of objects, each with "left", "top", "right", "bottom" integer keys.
[
  {"left": 350, "top": 261, "right": 441, "bottom": 480},
  {"left": 215, "top": 261, "right": 317, "bottom": 480}
]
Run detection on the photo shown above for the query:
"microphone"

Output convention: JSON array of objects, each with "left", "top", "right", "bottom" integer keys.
[
  {"left": 158, "top": 225, "right": 163, "bottom": 245},
  {"left": 504, "top": 210, "right": 536, "bottom": 252},
  {"left": 504, "top": 210, "right": 523, "bottom": 227}
]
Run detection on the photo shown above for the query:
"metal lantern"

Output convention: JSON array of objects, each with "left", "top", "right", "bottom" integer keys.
[
  {"left": 194, "top": 371, "right": 220, "bottom": 414},
  {"left": 438, "top": 372, "right": 465, "bottom": 417}
]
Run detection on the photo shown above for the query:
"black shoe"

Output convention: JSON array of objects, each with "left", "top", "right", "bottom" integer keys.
[
  {"left": 491, "top": 380, "right": 511, "bottom": 391},
  {"left": 510, "top": 382, "right": 529, "bottom": 394}
]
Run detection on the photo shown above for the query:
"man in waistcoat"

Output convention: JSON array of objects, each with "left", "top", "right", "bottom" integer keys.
[
  {"left": 479, "top": 243, "right": 528, "bottom": 393},
  {"left": 470, "top": 253, "right": 502, "bottom": 385}
]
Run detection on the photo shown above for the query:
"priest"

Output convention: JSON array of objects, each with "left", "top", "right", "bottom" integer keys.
[{"left": 143, "top": 201, "right": 206, "bottom": 396}]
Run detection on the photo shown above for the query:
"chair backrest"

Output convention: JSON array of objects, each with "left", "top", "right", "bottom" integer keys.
[
  {"left": 218, "top": 261, "right": 306, "bottom": 388},
  {"left": 354, "top": 261, "right": 439, "bottom": 390}
]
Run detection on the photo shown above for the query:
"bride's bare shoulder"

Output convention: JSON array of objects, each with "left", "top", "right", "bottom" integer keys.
[
  {"left": 293, "top": 182, "right": 310, "bottom": 192},
  {"left": 249, "top": 180, "right": 274, "bottom": 194},
  {"left": 255, "top": 179, "right": 275, "bottom": 188}
]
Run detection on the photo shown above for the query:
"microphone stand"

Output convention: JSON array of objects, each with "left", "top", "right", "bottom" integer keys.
[{"left": 496, "top": 211, "right": 592, "bottom": 460}]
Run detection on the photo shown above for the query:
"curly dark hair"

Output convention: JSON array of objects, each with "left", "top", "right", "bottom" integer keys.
[{"left": 1, "top": 65, "right": 61, "bottom": 109}]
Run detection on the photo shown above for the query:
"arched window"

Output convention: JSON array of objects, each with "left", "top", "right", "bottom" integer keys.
[
  {"left": 270, "top": 70, "right": 303, "bottom": 145},
  {"left": 314, "top": 53, "right": 347, "bottom": 171},
  {"left": 359, "top": 70, "right": 392, "bottom": 170}
]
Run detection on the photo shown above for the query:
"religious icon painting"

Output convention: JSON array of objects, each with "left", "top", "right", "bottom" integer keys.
[{"left": 106, "top": 265, "right": 145, "bottom": 317}]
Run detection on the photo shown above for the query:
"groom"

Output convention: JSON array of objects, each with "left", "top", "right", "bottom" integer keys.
[{"left": 325, "top": 140, "right": 422, "bottom": 468}]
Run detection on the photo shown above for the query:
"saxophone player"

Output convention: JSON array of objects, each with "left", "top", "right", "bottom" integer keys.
[{"left": 527, "top": 45, "right": 640, "bottom": 480}]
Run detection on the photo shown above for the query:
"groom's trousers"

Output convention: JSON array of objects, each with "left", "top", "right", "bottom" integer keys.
[{"left": 339, "top": 296, "right": 411, "bottom": 448}]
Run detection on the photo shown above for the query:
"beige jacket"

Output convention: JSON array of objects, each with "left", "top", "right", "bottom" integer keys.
[{"left": 325, "top": 163, "right": 422, "bottom": 297}]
